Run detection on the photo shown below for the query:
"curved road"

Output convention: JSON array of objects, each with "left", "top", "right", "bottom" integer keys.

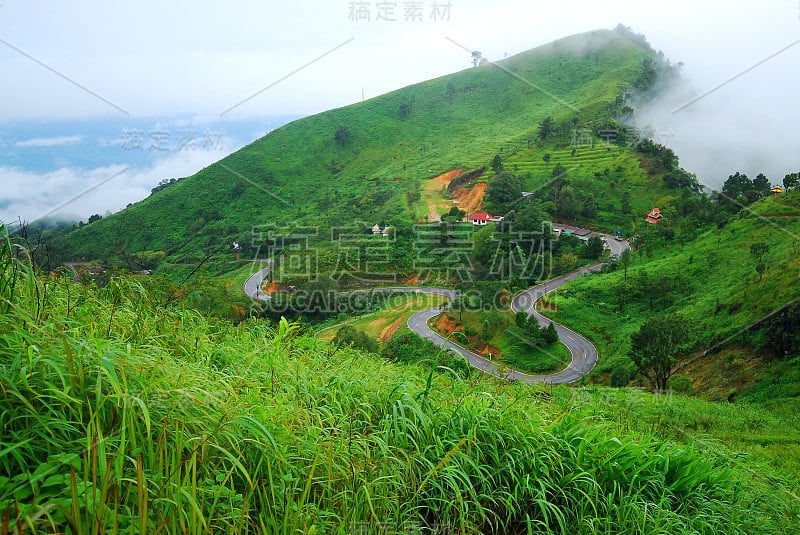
[{"left": 244, "top": 229, "right": 629, "bottom": 384}]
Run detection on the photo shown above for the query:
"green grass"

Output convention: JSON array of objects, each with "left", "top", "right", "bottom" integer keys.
[
  {"left": 496, "top": 326, "right": 573, "bottom": 373},
  {"left": 317, "top": 292, "right": 448, "bottom": 342},
  {"left": 506, "top": 143, "right": 667, "bottom": 231},
  {"left": 4, "top": 226, "right": 797, "bottom": 533}
]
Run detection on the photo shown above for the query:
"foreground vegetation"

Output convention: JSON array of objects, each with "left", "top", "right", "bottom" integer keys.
[{"left": 3, "top": 228, "right": 800, "bottom": 533}]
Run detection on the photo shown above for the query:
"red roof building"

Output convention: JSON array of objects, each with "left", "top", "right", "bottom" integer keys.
[
  {"left": 470, "top": 212, "right": 494, "bottom": 225},
  {"left": 645, "top": 207, "right": 662, "bottom": 224}
]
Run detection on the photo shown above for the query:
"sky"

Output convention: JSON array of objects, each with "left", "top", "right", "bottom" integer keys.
[{"left": 1, "top": 0, "right": 798, "bottom": 222}]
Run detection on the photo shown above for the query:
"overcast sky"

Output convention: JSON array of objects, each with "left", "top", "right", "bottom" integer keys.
[{"left": 1, "top": 0, "right": 798, "bottom": 221}]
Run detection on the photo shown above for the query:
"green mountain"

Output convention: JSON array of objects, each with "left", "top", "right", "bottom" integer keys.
[{"left": 50, "top": 28, "right": 670, "bottom": 271}]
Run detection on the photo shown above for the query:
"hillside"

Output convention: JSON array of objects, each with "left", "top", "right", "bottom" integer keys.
[
  {"left": 538, "top": 189, "right": 800, "bottom": 398},
  {"left": 2, "top": 230, "right": 798, "bottom": 533},
  {"left": 49, "top": 28, "right": 668, "bottom": 273}
]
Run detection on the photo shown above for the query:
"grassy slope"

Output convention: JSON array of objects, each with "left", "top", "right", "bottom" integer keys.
[
  {"left": 1, "top": 241, "right": 798, "bottom": 533},
  {"left": 538, "top": 191, "right": 800, "bottom": 393},
  {"left": 506, "top": 143, "right": 667, "bottom": 230},
  {"left": 53, "top": 30, "right": 652, "bottom": 266},
  {"left": 317, "top": 292, "right": 448, "bottom": 342}
]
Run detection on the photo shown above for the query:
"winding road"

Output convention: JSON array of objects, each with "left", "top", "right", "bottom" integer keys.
[{"left": 243, "top": 227, "right": 629, "bottom": 384}]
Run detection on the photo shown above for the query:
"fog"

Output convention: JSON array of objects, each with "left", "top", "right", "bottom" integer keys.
[{"left": 632, "top": 38, "right": 800, "bottom": 189}]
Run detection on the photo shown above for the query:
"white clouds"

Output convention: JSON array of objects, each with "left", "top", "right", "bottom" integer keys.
[
  {"left": 0, "top": 149, "right": 232, "bottom": 224},
  {"left": 15, "top": 135, "right": 83, "bottom": 148}
]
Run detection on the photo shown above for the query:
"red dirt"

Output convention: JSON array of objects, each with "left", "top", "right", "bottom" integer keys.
[
  {"left": 479, "top": 345, "right": 501, "bottom": 358},
  {"left": 538, "top": 300, "right": 556, "bottom": 311},
  {"left": 264, "top": 281, "right": 289, "bottom": 295},
  {"left": 452, "top": 182, "right": 487, "bottom": 215},
  {"left": 378, "top": 316, "right": 405, "bottom": 342},
  {"left": 432, "top": 169, "right": 464, "bottom": 185},
  {"left": 435, "top": 314, "right": 461, "bottom": 335},
  {"left": 402, "top": 275, "right": 420, "bottom": 286}
]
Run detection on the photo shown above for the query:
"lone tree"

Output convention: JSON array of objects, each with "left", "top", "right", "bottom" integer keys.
[
  {"left": 629, "top": 313, "right": 690, "bottom": 392},
  {"left": 750, "top": 241, "right": 769, "bottom": 282},
  {"left": 471, "top": 51, "right": 482, "bottom": 67},
  {"left": 784, "top": 172, "right": 799, "bottom": 190},
  {"left": 334, "top": 125, "right": 352, "bottom": 147},
  {"left": 538, "top": 116, "right": 555, "bottom": 140},
  {"left": 491, "top": 154, "right": 503, "bottom": 174}
]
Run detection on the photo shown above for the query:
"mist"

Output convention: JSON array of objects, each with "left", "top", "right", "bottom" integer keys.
[{"left": 632, "top": 34, "right": 800, "bottom": 190}]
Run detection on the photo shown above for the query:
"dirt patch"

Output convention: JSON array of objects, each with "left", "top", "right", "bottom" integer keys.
[
  {"left": 422, "top": 169, "right": 465, "bottom": 222},
  {"left": 537, "top": 299, "right": 556, "bottom": 311},
  {"left": 432, "top": 169, "right": 464, "bottom": 186},
  {"left": 378, "top": 316, "right": 405, "bottom": 342},
  {"left": 402, "top": 275, "right": 420, "bottom": 286},
  {"left": 675, "top": 346, "right": 765, "bottom": 401},
  {"left": 434, "top": 314, "right": 460, "bottom": 336},
  {"left": 264, "top": 281, "right": 290, "bottom": 294},
  {"left": 479, "top": 345, "right": 501, "bottom": 358},
  {"left": 452, "top": 182, "right": 487, "bottom": 216}
]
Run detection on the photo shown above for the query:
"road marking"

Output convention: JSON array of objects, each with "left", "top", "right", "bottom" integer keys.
[{"left": 567, "top": 335, "right": 575, "bottom": 341}]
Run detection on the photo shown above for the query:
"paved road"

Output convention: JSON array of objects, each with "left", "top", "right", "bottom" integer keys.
[
  {"left": 244, "top": 230, "right": 629, "bottom": 384},
  {"left": 243, "top": 264, "right": 273, "bottom": 301},
  {"left": 408, "top": 231, "right": 629, "bottom": 384}
]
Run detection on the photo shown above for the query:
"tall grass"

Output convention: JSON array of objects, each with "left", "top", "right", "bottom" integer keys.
[{"left": 0, "top": 226, "right": 781, "bottom": 533}]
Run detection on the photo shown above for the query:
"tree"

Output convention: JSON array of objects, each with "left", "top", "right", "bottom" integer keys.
[
  {"left": 752, "top": 173, "right": 771, "bottom": 199},
  {"left": 584, "top": 236, "right": 604, "bottom": 259},
  {"left": 555, "top": 185, "right": 577, "bottom": 219},
  {"left": 515, "top": 310, "right": 529, "bottom": 329},
  {"left": 619, "top": 248, "right": 632, "bottom": 281},
  {"left": 442, "top": 206, "right": 466, "bottom": 222},
  {"left": 538, "top": 116, "right": 554, "bottom": 140},
  {"left": 491, "top": 154, "right": 503, "bottom": 174},
  {"left": 484, "top": 172, "right": 522, "bottom": 215},
  {"left": 333, "top": 325, "right": 378, "bottom": 353},
  {"left": 750, "top": 242, "right": 769, "bottom": 262},
  {"left": 721, "top": 172, "right": 752, "bottom": 205},
  {"left": 514, "top": 200, "right": 548, "bottom": 234},
  {"left": 399, "top": 103, "right": 411, "bottom": 119},
  {"left": 629, "top": 314, "right": 690, "bottom": 392},
  {"left": 581, "top": 193, "right": 599, "bottom": 218},
  {"left": 755, "top": 262, "right": 767, "bottom": 282},
  {"left": 784, "top": 172, "right": 799, "bottom": 190},
  {"left": 621, "top": 190, "right": 631, "bottom": 214},
  {"left": 543, "top": 322, "right": 559, "bottom": 345},
  {"left": 750, "top": 242, "right": 769, "bottom": 282},
  {"left": 334, "top": 125, "right": 351, "bottom": 147},
  {"left": 471, "top": 51, "right": 482, "bottom": 68}
]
